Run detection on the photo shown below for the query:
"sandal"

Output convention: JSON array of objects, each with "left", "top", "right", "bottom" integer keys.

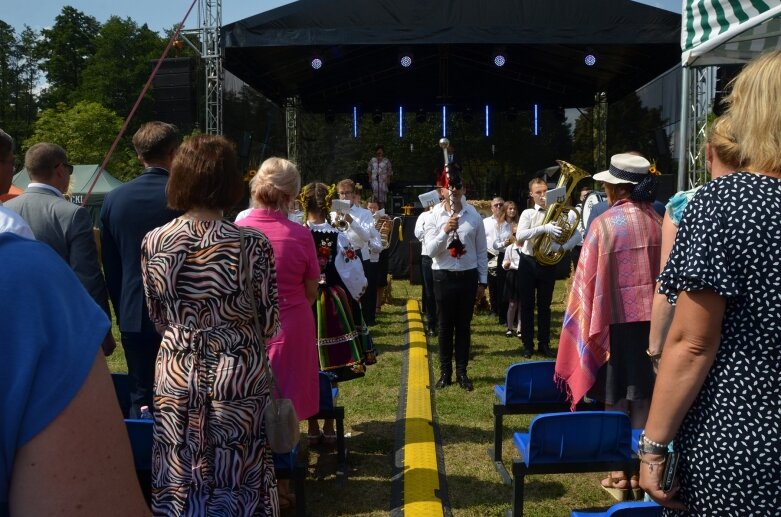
[{"left": 600, "top": 473, "right": 633, "bottom": 502}]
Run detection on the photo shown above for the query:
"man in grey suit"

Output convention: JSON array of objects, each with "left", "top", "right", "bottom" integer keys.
[{"left": 6, "top": 142, "right": 115, "bottom": 355}]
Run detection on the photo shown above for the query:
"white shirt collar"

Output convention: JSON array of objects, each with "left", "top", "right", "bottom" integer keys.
[{"left": 28, "top": 182, "right": 64, "bottom": 197}]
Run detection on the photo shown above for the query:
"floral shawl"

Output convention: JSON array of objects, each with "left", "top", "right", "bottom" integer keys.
[{"left": 555, "top": 199, "right": 662, "bottom": 409}]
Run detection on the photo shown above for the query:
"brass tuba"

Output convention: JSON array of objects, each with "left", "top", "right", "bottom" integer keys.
[
  {"left": 532, "top": 160, "right": 591, "bottom": 266},
  {"left": 375, "top": 215, "right": 393, "bottom": 249}
]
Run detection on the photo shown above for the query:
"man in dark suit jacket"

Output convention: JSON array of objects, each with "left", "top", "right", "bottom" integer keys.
[
  {"left": 7, "top": 142, "right": 115, "bottom": 355},
  {"left": 100, "top": 122, "right": 182, "bottom": 418}
]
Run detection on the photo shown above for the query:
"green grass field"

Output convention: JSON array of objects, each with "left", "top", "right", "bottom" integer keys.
[{"left": 108, "top": 279, "right": 623, "bottom": 516}]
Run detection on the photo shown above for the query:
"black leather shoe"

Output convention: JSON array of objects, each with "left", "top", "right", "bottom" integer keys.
[
  {"left": 539, "top": 347, "right": 556, "bottom": 358},
  {"left": 522, "top": 348, "right": 533, "bottom": 359},
  {"left": 435, "top": 374, "right": 452, "bottom": 389},
  {"left": 456, "top": 374, "right": 474, "bottom": 392}
]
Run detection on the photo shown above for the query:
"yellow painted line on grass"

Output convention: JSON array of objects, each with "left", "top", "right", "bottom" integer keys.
[{"left": 402, "top": 299, "right": 443, "bottom": 516}]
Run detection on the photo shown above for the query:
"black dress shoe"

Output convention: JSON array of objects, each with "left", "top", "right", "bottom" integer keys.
[
  {"left": 522, "top": 348, "right": 533, "bottom": 359},
  {"left": 539, "top": 347, "right": 557, "bottom": 358},
  {"left": 435, "top": 374, "right": 452, "bottom": 389},
  {"left": 456, "top": 374, "right": 474, "bottom": 391}
]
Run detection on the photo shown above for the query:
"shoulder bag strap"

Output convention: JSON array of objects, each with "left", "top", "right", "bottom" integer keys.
[{"left": 239, "top": 227, "right": 280, "bottom": 405}]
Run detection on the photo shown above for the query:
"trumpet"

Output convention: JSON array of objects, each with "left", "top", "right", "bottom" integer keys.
[{"left": 334, "top": 212, "right": 349, "bottom": 232}]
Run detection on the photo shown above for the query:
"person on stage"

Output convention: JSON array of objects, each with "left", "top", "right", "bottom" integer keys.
[{"left": 367, "top": 145, "right": 392, "bottom": 209}]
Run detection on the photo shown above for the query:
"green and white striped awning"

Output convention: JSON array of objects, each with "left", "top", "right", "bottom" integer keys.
[{"left": 683, "top": 1, "right": 781, "bottom": 66}]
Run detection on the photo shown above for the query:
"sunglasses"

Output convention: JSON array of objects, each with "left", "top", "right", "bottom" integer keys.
[
  {"left": 58, "top": 162, "right": 74, "bottom": 174},
  {"left": 492, "top": 203, "right": 504, "bottom": 207}
]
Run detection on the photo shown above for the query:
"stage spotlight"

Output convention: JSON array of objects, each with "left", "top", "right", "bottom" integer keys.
[
  {"left": 416, "top": 109, "right": 427, "bottom": 123},
  {"left": 311, "top": 57, "right": 323, "bottom": 70},
  {"left": 492, "top": 48, "right": 507, "bottom": 67},
  {"left": 400, "top": 55, "right": 413, "bottom": 67},
  {"left": 372, "top": 109, "right": 383, "bottom": 124},
  {"left": 584, "top": 53, "right": 596, "bottom": 66}
]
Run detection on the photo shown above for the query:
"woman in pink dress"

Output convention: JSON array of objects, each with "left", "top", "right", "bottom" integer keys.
[{"left": 236, "top": 157, "right": 320, "bottom": 508}]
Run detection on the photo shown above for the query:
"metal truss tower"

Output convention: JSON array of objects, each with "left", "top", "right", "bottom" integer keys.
[
  {"left": 201, "top": 0, "right": 223, "bottom": 135},
  {"left": 677, "top": 66, "right": 716, "bottom": 191}
]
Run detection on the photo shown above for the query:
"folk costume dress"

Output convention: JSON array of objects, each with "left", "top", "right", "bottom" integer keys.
[
  {"left": 308, "top": 222, "right": 373, "bottom": 382},
  {"left": 141, "top": 218, "right": 280, "bottom": 517}
]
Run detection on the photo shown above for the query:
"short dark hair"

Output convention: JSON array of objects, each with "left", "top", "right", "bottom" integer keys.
[
  {"left": 0, "top": 129, "right": 14, "bottom": 160},
  {"left": 167, "top": 134, "right": 243, "bottom": 211},
  {"left": 132, "top": 121, "right": 181, "bottom": 163},
  {"left": 25, "top": 143, "right": 67, "bottom": 181},
  {"left": 375, "top": 145, "right": 384, "bottom": 153}
]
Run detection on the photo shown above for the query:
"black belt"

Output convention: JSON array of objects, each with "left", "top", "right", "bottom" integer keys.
[{"left": 434, "top": 268, "right": 476, "bottom": 278}]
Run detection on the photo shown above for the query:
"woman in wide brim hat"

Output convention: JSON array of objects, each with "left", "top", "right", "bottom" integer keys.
[{"left": 556, "top": 152, "right": 663, "bottom": 501}]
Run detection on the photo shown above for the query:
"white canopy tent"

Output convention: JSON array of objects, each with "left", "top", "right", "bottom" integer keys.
[{"left": 677, "top": 1, "right": 781, "bottom": 189}]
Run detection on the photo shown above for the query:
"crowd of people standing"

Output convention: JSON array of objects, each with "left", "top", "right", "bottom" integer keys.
[{"left": 3, "top": 49, "right": 780, "bottom": 517}]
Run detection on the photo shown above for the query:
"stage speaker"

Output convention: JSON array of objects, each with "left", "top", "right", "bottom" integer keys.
[
  {"left": 391, "top": 195, "right": 404, "bottom": 215},
  {"left": 655, "top": 174, "right": 677, "bottom": 206},
  {"left": 152, "top": 57, "right": 196, "bottom": 133},
  {"left": 408, "top": 240, "right": 422, "bottom": 285}
]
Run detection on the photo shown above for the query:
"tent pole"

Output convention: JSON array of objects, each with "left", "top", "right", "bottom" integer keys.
[{"left": 676, "top": 66, "right": 690, "bottom": 192}]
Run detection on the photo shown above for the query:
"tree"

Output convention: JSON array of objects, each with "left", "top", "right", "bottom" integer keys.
[
  {"left": 24, "top": 101, "right": 138, "bottom": 180},
  {"left": 78, "top": 16, "right": 166, "bottom": 119},
  {"left": 0, "top": 21, "right": 40, "bottom": 144},
  {"left": 36, "top": 7, "right": 100, "bottom": 108}
]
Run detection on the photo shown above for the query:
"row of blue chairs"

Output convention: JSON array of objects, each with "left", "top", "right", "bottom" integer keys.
[
  {"left": 113, "top": 371, "right": 346, "bottom": 516},
  {"left": 491, "top": 361, "right": 660, "bottom": 517}
]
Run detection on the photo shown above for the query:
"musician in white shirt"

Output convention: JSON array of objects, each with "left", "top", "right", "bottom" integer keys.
[
  {"left": 415, "top": 203, "right": 439, "bottom": 336},
  {"left": 424, "top": 183, "right": 487, "bottom": 391},
  {"left": 514, "top": 178, "right": 563, "bottom": 358},
  {"left": 333, "top": 179, "right": 378, "bottom": 325}
]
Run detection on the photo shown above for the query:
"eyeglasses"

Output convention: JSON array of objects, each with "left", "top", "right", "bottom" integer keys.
[
  {"left": 338, "top": 191, "right": 353, "bottom": 196},
  {"left": 58, "top": 162, "right": 74, "bottom": 175}
]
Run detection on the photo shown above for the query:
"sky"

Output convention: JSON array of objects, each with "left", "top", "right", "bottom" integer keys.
[{"left": 4, "top": 0, "right": 681, "bottom": 34}]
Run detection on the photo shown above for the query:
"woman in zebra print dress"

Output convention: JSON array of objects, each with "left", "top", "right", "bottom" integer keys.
[{"left": 141, "top": 135, "right": 280, "bottom": 516}]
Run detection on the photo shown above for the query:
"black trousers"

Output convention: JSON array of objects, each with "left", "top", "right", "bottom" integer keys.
[
  {"left": 121, "top": 330, "right": 162, "bottom": 418},
  {"left": 487, "top": 253, "right": 508, "bottom": 322},
  {"left": 517, "top": 254, "right": 556, "bottom": 351},
  {"left": 362, "top": 259, "right": 379, "bottom": 325},
  {"left": 433, "top": 268, "right": 478, "bottom": 376},
  {"left": 420, "top": 255, "right": 437, "bottom": 330}
]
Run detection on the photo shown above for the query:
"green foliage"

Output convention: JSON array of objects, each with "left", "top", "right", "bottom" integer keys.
[
  {"left": 77, "top": 16, "right": 166, "bottom": 120},
  {"left": 36, "top": 6, "right": 100, "bottom": 108},
  {"left": 24, "top": 101, "right": 137, "bottom": 179},
  {"left": 0, "top": 21, "right": 39, "bottom": 143}
]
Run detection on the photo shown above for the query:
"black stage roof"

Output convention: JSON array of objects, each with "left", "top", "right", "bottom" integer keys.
[{"left": 222, "top": 0, "right": 681, "bottom": 112}]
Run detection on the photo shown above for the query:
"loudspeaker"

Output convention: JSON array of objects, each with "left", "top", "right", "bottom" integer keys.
[
  {"left": 152, "top": 58, "right": 196, "bottom": 133},
  {"left": 655, "top": 174, "right": 677, "bottom": 206}
]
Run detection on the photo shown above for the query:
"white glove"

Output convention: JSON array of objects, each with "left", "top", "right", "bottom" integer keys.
[{"left": 542, "top": 223, "right": 562, "bottom": 238}]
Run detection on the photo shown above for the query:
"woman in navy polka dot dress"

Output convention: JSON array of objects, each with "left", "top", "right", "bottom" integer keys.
[{"left": 640, "top": 50, "right": 781, "bottom": 515}]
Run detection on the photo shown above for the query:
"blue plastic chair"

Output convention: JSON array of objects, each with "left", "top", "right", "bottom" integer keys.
[
  {"left": 491, "top": 361, "right": 602, "bottom": 484},
  {"left": 509, "top": 411, "right": 636, "bottom": 517},
  {"left": 111, "top": 372, "right": 131, "bottom": 418},
  {"left": 571, "top": 501, "right": 662, "bottom": 517},
  {"left": 125, "top": 418, "right": 153, "bottom": 503},
  {"left": 273, "top": 443, "right": 306, "bottom": 517},
  {"left": 312, "top": 371, "right": 347, "bottom": 484}
]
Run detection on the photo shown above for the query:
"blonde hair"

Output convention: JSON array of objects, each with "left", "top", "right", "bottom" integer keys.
[
  {"left": 724, "top": 50, "right": 781, "bottom": 174},
  {"left": 707, "top": 115, "right": 741, "bottom": 170},
  {"left": 251, "top": 157, "right": 301, "bottom": 211}
]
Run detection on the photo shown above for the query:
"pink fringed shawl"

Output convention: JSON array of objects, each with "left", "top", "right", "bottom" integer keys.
[{"left": 555, "top": 199, "right": 661, "bottom": 409}]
